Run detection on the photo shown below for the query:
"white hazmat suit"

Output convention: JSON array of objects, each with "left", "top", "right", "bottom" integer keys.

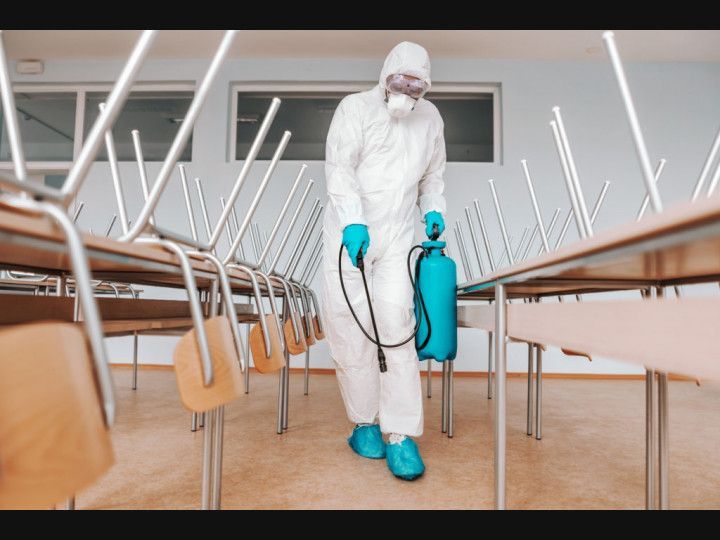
[{"left": 321, "top": 42, "right": 447, "bottom": 437}]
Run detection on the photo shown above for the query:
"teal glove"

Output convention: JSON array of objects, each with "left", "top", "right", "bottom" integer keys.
[
  {"left": 424, "top": 211, "right": 445, "bottom": 239},
  {"left": 342, "top": 224, "right": 370, "bottom": 268}
]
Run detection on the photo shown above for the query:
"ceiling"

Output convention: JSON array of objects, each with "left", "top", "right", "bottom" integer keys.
[{"left": 4, "top": 30, "right": 720, "bottom": 62}]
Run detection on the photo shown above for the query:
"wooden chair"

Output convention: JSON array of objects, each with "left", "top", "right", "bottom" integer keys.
[
  {"left": 283, "top": 312, "right": 308, "bottom": 356},
  {"left": 302, "top": 315, "right": 316, "bottom": 346},
  {"left": 312, "top": 315, "right": 325, "bottom": 340},
  {"left": 174, "top": 316, "right": 243, "bottom": 412},
  {"left": 249, "top": 314, "right": 285, "bottom": 374},
  {"left": 0, "top": 322, "right": 114, "bottom": 509},
  {"left": 173, "top": 315, "right": 245, "bottom": 510}
]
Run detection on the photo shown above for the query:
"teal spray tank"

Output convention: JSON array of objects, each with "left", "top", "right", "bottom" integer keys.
[
  {"left": 415, "top": 240, "right": 457, "bottom": 361},
  {"left": 338, "top": 233, "right": 458, "bottom": 374}
]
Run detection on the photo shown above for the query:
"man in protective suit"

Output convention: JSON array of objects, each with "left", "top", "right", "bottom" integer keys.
[{"left": 321, "top": 41, "right": 447, "bottom": 480}]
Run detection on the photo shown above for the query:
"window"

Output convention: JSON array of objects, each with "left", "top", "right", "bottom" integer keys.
[
  {"left": 0, "top": 83, "right": 195, "bottom": 174},
  {"left": 0, "top": 92, "right": 77, "bottom": 162},
  {"left": 235, "top": 93, "right": 342, "bottom": 161},
  {"left": 84, "top": 91, "right": 193, "bottom": 161},
  {"left": 230, "top": 83, "right": 501, "bottom": 163},
  {"left": 434, "top": 93, "right": 495, "bottom": 162}
]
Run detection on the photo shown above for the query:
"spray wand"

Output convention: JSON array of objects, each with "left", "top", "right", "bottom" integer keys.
[{"left": 338, "top": 223, "right": 437, "bottom": 374}]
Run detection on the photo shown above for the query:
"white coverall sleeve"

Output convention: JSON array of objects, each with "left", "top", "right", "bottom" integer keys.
[
  {"left": 417, "top": 118, "right": 447, "bottom": 220},
  {"left": 325, "top": 98, "right": 366, "bottom": 228}
]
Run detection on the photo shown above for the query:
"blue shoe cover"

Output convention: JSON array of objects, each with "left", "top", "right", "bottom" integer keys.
[
  {"left": 386, "top": 437, "right": 425, "bottom": 480},
  {"left": 347, "top": 424, "right": 386, "bottom": 459}
]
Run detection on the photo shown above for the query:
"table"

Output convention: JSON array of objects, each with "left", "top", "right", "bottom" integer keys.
[{"left": 456, "top": 194, "right": 720, "bottom": 509}]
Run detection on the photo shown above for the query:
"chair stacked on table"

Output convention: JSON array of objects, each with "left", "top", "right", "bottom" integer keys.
[{"left": 0, "top": 29, "right": 325, "bottom": 510}]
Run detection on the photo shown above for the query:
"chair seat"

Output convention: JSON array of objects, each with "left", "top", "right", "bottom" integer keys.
[
  {"left": 0, "top": 322, "right": 113, "bottom": 509},
  {"left": 561, "top": 348, "right": 593, "bottom": 361},
  {"left": 174, "top": 316, "right": 244, "bottom": 413},
  {"left": 283, "top": 314, "right": 307, "bottom": 355},
  {"left": 249, "top": 314, "right": 286, "bottom": 374},
  {"left": 312, "top": 315, "right": 325, "bottom": 340}
]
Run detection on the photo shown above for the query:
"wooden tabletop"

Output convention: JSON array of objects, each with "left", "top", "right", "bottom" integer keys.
[
  {"left": 458, "top": 195, "right": 720, "bottom": 298},
  {"left": 0, "top": 203, "right": 268, "bottom": 293}
]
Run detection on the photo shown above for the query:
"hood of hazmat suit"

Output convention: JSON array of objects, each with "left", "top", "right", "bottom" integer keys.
[
  {"left": 378, "top": 41, "right": 432, "bottom": 93},
  {"left": 320, "top": 42, "right": 447, "bottom": 438}
]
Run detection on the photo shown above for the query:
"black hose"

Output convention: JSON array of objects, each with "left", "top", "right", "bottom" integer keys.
[{"left": 338, "top": 242, "right": 433, "bottom": 372}]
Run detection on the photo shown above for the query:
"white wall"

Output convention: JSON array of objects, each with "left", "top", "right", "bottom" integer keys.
[{"left": 11, "top": 53, "right": 720, "bottom": 374}]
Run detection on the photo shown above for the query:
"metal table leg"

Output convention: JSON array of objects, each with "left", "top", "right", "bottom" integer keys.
[
  {"left": 655, "top": 286, "right": 669, "bottom": 510},
  {"left": 658, "top": 372, "right": 669, "bottom": 509},
  {"left": 283, "top": 361, "right": 290, "bottom": 431},
  {"left": 527, "top": 342, "right": 534, "bottom": 436},
  {"left": 280, "top": 296, "right": 290, "bottom": 431},
  {"left": 211, "top": 405, "right": 225, "bottom": 510},
  {"left": 535, "top": 344, "right": 543, "bottom": 441},
  {"left": 243, "top": 318, "right": 251, "bottom": 394},
  {"left": 488, "top": 329, "right": 494, "bottom": 399},
  {"left": 304, "top": 347, "right": 310, "bottom": 396},
  {"left": 282, "top": 303, "right": 290, "bottom": 431},
  {"left": 441, "top": 360, "right": 448, "bottom": 433},
  {"left": 646, "top": 368, "right": 656, "bottom": 510},
  {"left": 447, "top": 360, "right": 454, "bottom": 438},
  {"left": 494, "top": 283, "right": 507, "bottom": 510},
  {"left": 201, "top": 408, "right": 216, "bottom": 510},
  {"left": 277, "top": 367, "right": 285, "bottom": 435},
  {"left": 132, "top": 330, "right": 139, "bottom": 390},
  {"left": 427, "top": 359, "right": 432, "bottom": 398}
]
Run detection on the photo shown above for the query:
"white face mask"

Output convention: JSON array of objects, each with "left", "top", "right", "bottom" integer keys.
[{"left": 386, "top": 92, "right": 416, "bottom": 118}]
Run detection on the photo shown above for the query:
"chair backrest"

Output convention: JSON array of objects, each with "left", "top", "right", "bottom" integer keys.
[
  {"left": 283, "top": 314, "right": 308, "bottom": 356},
  {"left": 249, "top": 314, "right": 285, "bottom": 374},
  {"left": 302, "top": 315, "right": 316, "bottom": 346},
  {"left": 0, "top": 322, "right": 114, "bottom": 509},
  {"left": 174, "top": 316, "right": 243, "bottom": 412}
]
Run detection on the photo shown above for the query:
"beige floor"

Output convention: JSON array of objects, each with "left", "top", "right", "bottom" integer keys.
[{"left": 76, "top": 367, "right": 720, "bottom": 510}]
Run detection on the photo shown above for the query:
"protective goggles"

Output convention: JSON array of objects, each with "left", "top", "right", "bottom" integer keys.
[{"left": 385, "top": 74, "right": 428, "bottom": 99}]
